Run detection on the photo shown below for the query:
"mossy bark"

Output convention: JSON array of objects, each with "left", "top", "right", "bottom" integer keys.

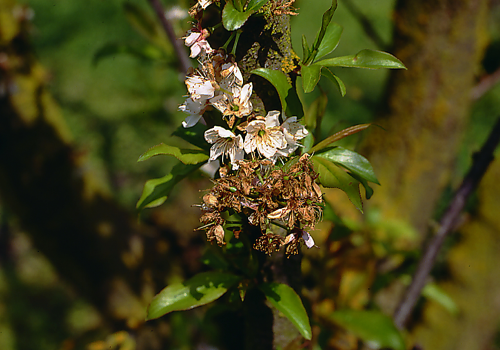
[{"left": 360, "top": 0, "right": 489, "bottom": 237}]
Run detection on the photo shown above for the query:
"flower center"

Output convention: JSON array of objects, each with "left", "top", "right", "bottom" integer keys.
[{"left": 258, "top": 129, "right": 266, "bottom": 138}]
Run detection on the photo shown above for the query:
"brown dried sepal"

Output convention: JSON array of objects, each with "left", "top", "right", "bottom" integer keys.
[{"left": 253, "top": 233, "right": 284, "bottom": 256}]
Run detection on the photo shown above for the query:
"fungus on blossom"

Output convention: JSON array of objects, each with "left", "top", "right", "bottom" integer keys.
[
  {"left": 243, "top": 111, "right": 287, "bottom": 159},
  {"left": 204, "top": 126, "right": 244, "bottom": 169},
  {"left": 185, "top": 74, "right": 215, "bottom": 100}
]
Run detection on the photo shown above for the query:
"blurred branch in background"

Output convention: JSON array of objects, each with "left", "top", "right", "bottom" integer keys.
[
  {"left": 146, "top": 0, "right": 191, "bottom": 74},
  {"left": 393, "top": 117, "right": 500, "bottom": 329},
  {"left": 341, "top": 0, "right": 388, "bottom": 49}
]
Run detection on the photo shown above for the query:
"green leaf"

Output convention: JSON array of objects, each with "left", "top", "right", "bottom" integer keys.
[
  {"left": 301, "top": 35, "right": 311, "bottom": 62},
  {"left": 314, "top": 49, "right": 406, "bottom": 70},
  {"left": 136, "top": 162, "right": 202, "bottom": 210},
  {"left": 260, "top": 283, "right": 312, "bottom": 340},
  {"left": 138, "top": 143, "right": 209, "bottom": 165},
  {"left": 311, "top": 156, "right": 363, "bottom": 212},
  {"left": 314, "top": 22, "right": 343, "bottom": 61},
  {"left": 321, "top": 67, "right": 346, "bottom": 97},
  {"left": 304, "top": 92, "right": 328, "bottom": 131},
  {"left": 251, "top": 68, "right": 304, "bottom": 118},
  {"left": 305, "top": 0, "right": 338, "bottom": 65},
  {"left": 245, "top": 0, "right": 269, "bottom": 12},
  {"left": 301, "top": 65, "right": 322, "bottom": 93},
  {"left": 222, "top": 1, "right": 252, "bottom": 31},
  {"left": 314, "top": 147, "right": 379, "bottom": 185},
  {"left": 147, "top": 272, "right": 242, "bottom": 320},
  {"left": 172, "top": 123, "right": 210, "bottom": 151},
  {"left": 92, "top": 42, "right": 164, "bottom": 66},
  {"left": 329, "top": 310, "right": 405, "bottom": 350},
  {"left": 308, "top": 123, "right": 371, "bottom": 153}
]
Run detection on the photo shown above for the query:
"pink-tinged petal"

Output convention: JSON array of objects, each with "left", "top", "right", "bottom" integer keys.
[
  {"left": 302, "top": 231, "right": 316, "bottom": 248},
  {"left": 190, "top": 43, "right": 202, "bottom": 58},
  {"left": 184, "top": 32, "right": 201, "bottom": 46}
]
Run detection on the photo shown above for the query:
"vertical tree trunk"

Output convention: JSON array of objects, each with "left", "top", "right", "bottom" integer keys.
[{"left": 360, "top": 0, "right": 489, "bottom": 236}]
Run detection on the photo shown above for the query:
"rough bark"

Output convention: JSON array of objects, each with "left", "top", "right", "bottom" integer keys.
[{"left": 360, "top": 0, "right": 489, "bottom": 236}]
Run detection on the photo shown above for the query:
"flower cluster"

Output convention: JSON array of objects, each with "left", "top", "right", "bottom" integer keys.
[{"left": 178, "top": 6, "right": 322, "bottom": 255}]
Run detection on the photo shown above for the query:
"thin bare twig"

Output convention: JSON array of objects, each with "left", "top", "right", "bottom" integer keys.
[
  {"left": 341, "top": 0, "right": 388, "bottom": 50},
  {"left": 470, "top": 66, "right": 500, "bottom": 100},
  {"left": 393, "top": 117, "right": 500, "bottom": 329},
  {"left": 146, "top": 0, "right": 191, "bottom": 74}
]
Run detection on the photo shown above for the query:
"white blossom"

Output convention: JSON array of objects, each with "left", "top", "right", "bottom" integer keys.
[
  {"left": 210, "top": 83, "right": 253, "bottom": 127},
  {"left": 276, "top": 116, "right": 309, "bottom": 157},
  {"left": 204, "top": 126, "right": 244, "bottom": 169},
  {"left": 243, "top": 111, "right": 287, "bottom": 159}
]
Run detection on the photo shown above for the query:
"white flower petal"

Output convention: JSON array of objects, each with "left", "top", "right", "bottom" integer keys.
[
  {"left": 190, "top": 43, "right": 202, "bottom": 58},
  {"left": 302, "top": 231, "right": 316, "bottom": 248},
  {"left": 198, "top": 0, "right": 212, "bottom": 9},
  {"left": 184, "top": 32, "right": 201, "bottom": 46},
  {"left": 265, "top": 111, "right": 281, "bottom": 127},
  {"left": 182, "top": 114, "right": 203, "bottom": 128}
]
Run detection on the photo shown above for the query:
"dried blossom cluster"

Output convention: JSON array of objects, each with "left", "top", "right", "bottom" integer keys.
[
  {"left": 198, "top": 155, "right": 322, "bottom": 255},
  {"left": 180, "top": 1, "right": 323, "bottom": 255}
]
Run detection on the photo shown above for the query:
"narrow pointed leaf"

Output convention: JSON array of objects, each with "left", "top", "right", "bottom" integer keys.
[
  {"left": 314, "top": 49, "right": 406, "bottom": 70},
  {"left": 305, "top": 0, "right": 338, "bottom": 64},
  {"left": 233, "top": 0, "right": 244, "bottom": 11},
  {"left": 315, "top": 147, "right": 379, "bottom": 184},
  {"left": 136, "top": 162, "right": 202, "bottom": 210},
  {"left": 251, "top": 68, "right": 304, "bottom": 117},
  {"left": 172, "top": 123, "right": 210, "bottom": 151},
  {"left": 260, "top": 283, "right": 312, "bottom": 340},
  {"left": 304, "top": 92, "right": 328, "bottom": 130},
  {"left": 311, "top": 156, "right": 363, "bottom": 212},
  {"left": 301, "top": 64, "right": 322, "bottom": 93},
  {"left": 330, "top": 310, "right": 405, "bottom": 350},
  {"left": 302, "top": 34, "right": 311, "bottom": 62},
  {"left": 308, "top": 124, "right": 371, "bottom": 153},
  {"left": 138, "top": 143, "right": 209, "bottom": 164},
  {"left": 321, "top": 67, "right": 346, "bottom": 96},
  {"left": 314, "top": 22, "right": 343, "bottom": 61},
  {"left": 147, "top": 272, "right": 242, "bottom": 320}
]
